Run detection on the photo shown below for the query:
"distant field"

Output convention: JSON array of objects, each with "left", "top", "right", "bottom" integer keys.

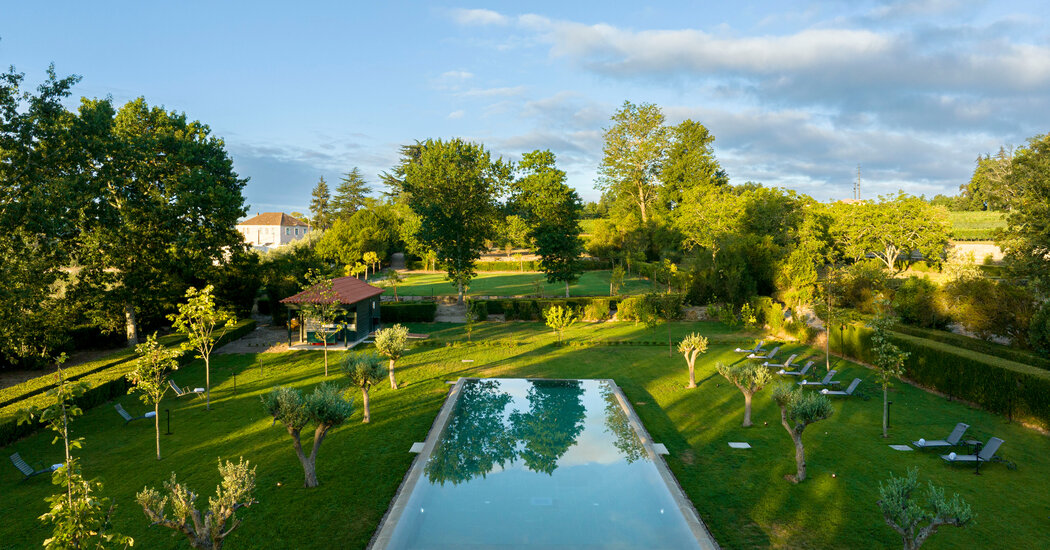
[
  {"left": 949, "top": 210, "right": 1006, "bottom": 240},
  {"left": 383, "top": 270, "right": 655, "bottom": 297}
]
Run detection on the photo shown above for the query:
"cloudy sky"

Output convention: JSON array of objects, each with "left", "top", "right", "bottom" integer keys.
[{"left": 3, "top": 0, "right": 1048, "bottom": 214}]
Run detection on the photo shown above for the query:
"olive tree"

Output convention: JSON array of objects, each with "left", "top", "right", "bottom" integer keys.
[
  {"left": 137, "top": 458, "right": 257, "bottom": 550},
  {"left": 677, "top": 333, "right": 709, "bottom": 388},
  {"left": 373, "top": 323, "right": 409, "bottom": 389},
  {"left": 716, "top": 362, "right": 773, "bottom": 427},
  {"left": 261, "top": 384, "right": 354, "bottom": 487},
  {"left": 877, "top": 467, "right": 973, "bottom": 550},
  {"left": 127, "top": 334, "right": 181, "bottom": 460},
  {"left": 771, "top": 384, "right": 834, "bottom": 483},
  {"left": 169, "top": 285, "right": 236, "bottom": 410},
  {"left": 341, "top": 353, "right": 386, "bottom": 423}
]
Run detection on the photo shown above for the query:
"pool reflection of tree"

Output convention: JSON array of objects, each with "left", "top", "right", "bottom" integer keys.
[
  {"left": 600, "top": 384, "right": 647, "bottom": 464},
  {"left": 425, "top": 379, "right": 588, "bottom": 484}
]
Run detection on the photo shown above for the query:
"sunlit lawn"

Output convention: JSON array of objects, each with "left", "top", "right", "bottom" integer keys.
[
  {"left": 382, "top": 270, "right": 656, "bottom": 297},
  {"left": 2, "top": 321, "right": 1048, "bottom": 549},
  {"left": 949, "top": 211, "right": 1006, "bottom": 240}
]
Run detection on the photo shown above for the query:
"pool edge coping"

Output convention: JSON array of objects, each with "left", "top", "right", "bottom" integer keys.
[{"left": 367, "top": 377, "right": 721, "bottom": 550}]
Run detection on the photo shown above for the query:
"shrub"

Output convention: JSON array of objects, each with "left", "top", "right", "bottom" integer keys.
[
  {"left": 768, "top": 302, "right": 785, "bottom": 334},
  {"left": 1029, "top": 302, "right": 1050, "bottom": 355},
  {"left": 466, "top": 299, "right": 488, "bottom": 321},
  {"left": 785, "top": 319, "right": 813, "bottom": 343},
  {"left": 892, "top": 276, "right": 949, "bottom": 329},
  {"left": 942, "top": 276, "right": 1037, "bottom": 347},
  {"left": 583, "top": 299, "right": 611, "bottom": 321},
  {"left": 837, "top": 260, "right": 888, "bottom": 313},
  {"left": 379, "top": 302, "right": 437, "bottom": 323}
]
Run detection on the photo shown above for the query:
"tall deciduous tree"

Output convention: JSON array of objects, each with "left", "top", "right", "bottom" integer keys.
[
  {"left": 597, "top": 101, "right": 667, "bottom": 223},
  {"left": 516, "top": 150, "right": 584, "bottom": 297},
  {"left": 127, "top": 334, "right": 181, "bottom": 460},
  {"left": 341, "top": 352, "right": 386, "bottom": 423},
  {"left": 999, "top": 133, "right": 1050, "bottom": 293},
  {"left": 373, "top": 323, "right": 409, "bottom": 389},
  {"left": 771, "top": 384, "right": 833, "bottom": 483},
  {"left": 137, "top": 458, "right": 257, "bottom": 550},
  {"left": 831, "top": 195, "right": 951, "bottom": 272},
  {"left": 403, "top": 138, "right": 506, "bottom": 303},
  {"left": 169, "top": 285, "right": 236, "bottom": 410},
  {"left": 717, "top": 362, "right": 773, "bottom": 427},
  {"left": 315, "top": 206, "right": 398, "bottom": 269},
  {"left": 331, "top": 167, "right": 371, "bottom": 221},
  {"left": 309, "top": 176, "right": 332, "bottom": 231},
  {"left": 677, "top": 333, "right": 709, "bottom": 388},
  {"left": 261, "top": 384, "right": 354, "bottom": 487},
  {"left": 877, "top": 468, "right": 973, "bottom": 550},
  {"left": 661, "top": 119, "right": 728, "bottom": 209}
]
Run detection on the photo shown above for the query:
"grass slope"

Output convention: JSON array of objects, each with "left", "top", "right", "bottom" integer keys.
[
  {"left": 2, "top": 322, "right": 1048, "bottom": 549},
  {"left": 949, "top": 211, "right": 1006, "bottom": 241},
  {"left": 385, "top": 270, "right": 655, "bottom": 297}
]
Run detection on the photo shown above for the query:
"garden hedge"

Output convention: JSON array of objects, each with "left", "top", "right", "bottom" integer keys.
[
  {"left": 831, "top": 322, "right": 1050, "bottom": 428},
  {"left": 483, "top": 297, "right": 622, "bottom": 321},
  {"left": 890, "top": 324, "right": 1050, "bottom": 371},
  {"left": 380, "top": 302, "right": 438, "bottom": 323},
  {"left": 406, "top": 258, "right": 612, "bottom": 272},
  {"left": 0, "top": 319, "right": 256, "bottom": 447}
]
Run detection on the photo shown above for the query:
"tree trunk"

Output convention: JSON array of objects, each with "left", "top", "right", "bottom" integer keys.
[
  {"left": 687, "top": 361, "right": 696, "bottom": 388},
  {"left": 290, "top": 428, "right": 320, "bottom": 488},
  {"left": 565, "top": 280, "right": 570, "bottom": 298},
  {"left": 205, "top": 356, "right": 211, "bottom": 411},
  {"left": 393, "top": 285, "right": 399, "bottom": 302},
  {"left": 743, "top": 392, "right": 753, "bottom": 427},
  {"left": 125, "top": 303, "right": 139, "bottom": 347},
  {"left": 323, "top": 343, "right": 329, "bottom": 377},
  {"left": 362, "top": 386, "right": 371, "bottom": 423},
  {"left": 458, "top": 282, "right": 464, "bottom": 304},
  {"left": 155, "top": 402, "right": 161, "bottom": 460},
  {"left": 638, "top": 186, "right": 648, "bottom": 223},
  {"left": 388, "top": 359, "right": 398, "bottom": 389},
  {"left": 883, "top": 387, "right": 889, "bottom": 438},
  {"left": 792, "top": 434, "right": 807, "bottom": 482}
]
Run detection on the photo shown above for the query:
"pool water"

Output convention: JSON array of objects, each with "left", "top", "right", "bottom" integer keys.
[{"left": 376, "top": 378, "right": 713, "bottom": 549}]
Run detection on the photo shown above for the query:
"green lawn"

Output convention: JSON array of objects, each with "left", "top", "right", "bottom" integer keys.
[
  {"left": 949, "top": 211, "right": 1006, "bottom": 240},
  {"left": 2, "top": 321, "right": 1048, "bottom": 549},
  {"left": 383, "top": 270, "right": 656, "bottom": 297}
]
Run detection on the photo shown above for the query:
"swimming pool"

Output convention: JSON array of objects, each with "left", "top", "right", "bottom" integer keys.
[{"left": 369, "top": 378, "right": 717, "bottom": 549}]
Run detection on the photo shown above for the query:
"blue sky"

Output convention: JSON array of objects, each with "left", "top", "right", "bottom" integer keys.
[{"left": 3, "top": 1, "right": 1049, "bottom": 214}]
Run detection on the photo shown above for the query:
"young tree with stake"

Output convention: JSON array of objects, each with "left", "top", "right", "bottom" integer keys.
[
  {"left": 342, "top": 352, "right": 386, "bottom": 423},
  {"left": 877, "top": 467, "right": 973, "bottom": 550},
  {"left": 127, "top": 334, "right": 181, "bottom": 460},
  {"left": 677, "top": 333, "right": 709, "bottom": 388},
  {"left": 374, "top": 323, "right": 409, "bottom": 389},
  {"left": 544, "top": 305, "right": 577, "bottom": 343},
  {"left": 169, "top": 285, "right": 236, "bottom": 410},
  {"left": 261, "top": 384, "right": 353, "bottom": 487},
  {"left": 298, "top": 271, "right": 341, "bottom": 377},
  {"left": 137, "top": 458, "right": 257, "bottom": 550},
  {"left": 717, "top": 362, "right": 773, "bottom": 427},
  {"left": 869, "top": 301, "right": 909, "bottom": 438},
  {"left": 771, "top": 384, "right": 834, "bottom": 483}
]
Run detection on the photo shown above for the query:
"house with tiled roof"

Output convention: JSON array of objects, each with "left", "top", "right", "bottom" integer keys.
[{"left": 236, "top": 212, "right": 310, "bottom": 250}]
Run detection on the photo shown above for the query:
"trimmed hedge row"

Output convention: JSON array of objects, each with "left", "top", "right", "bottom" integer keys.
[
  {"left": 483, "top": 297, "right": 623, "bottom": 321},
  {"left": 890, "top": 324, "right": 1050, "bottom": 371},
  {"left": 380, "top": 302, "right": 438, "bottom": 323},
  {"left": 0, "top": 319, "right": 256, "bottom": 448},
  {"left": 831, "top": 322, "right": 1050, "bottom": 428},
  {"left": 406, "top": 258, "right": 613, "bottom": 272}
]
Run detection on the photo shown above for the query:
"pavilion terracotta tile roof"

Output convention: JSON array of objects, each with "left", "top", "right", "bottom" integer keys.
[
  {"left": 238, "top": 212, "right": 308, "bottom": 227},
  {"left": 280, "top": 276, "right": 384, "bottom": 305}
]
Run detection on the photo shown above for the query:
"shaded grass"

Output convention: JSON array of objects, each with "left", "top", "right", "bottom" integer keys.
[
  {"left": 2, "top": 321, "right": 1048, "bottom": 549},
  {"left": 383, "top": 270, "right": 654, "bottom": 297}
]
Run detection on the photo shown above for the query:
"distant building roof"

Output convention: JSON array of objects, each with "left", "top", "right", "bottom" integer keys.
[
  {"left": 280, "top": 276, "right": 384, "bottom": 306},
  {"left": 238, "top": 212, "right": 308, "bottom": 227}
]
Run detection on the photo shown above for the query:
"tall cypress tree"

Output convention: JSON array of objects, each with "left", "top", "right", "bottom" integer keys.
[{"left": 309, "top": 176, "right": 332, "bottom": 231}]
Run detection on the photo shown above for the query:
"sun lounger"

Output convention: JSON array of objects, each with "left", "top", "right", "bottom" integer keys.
[
  {"left": 821, "top": 378, "right": 861, "bottom": 396},
  {"left": 169, "top": 380, "right": 205, "bottom": 398},
  {"left": 763, "top": 354, "right": 798, "bottom": 369},
  {"left": 798, "top": 370, "right": 838, "bottom": 387},
  {"left": 777, "top": 361, "right": 814, "bottom": 377},
  {"left": 115, "top": 403, "right": 155, "bottom": 424},
  {"left": 748, "top": 346, "right": 780, "bottom": 360},
  {"left": 10, "top": 453, "right": 61, "bottom": 480},
  {"left": 734, "top": 340, "right": 764, "bottom": 353},
  {"left": 942, "top": 437, "right": 1004, "bottom": 465},
  {"left": 913, "top": 423, "right": 969, "bottom": 449}
]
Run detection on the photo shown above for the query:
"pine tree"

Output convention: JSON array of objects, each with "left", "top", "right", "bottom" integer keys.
[
  {"left": 331, "top": 168, "right": 371, "bottom": 221},
  {"left": 309, "top": 177, "right": 332, "bottom": 231}
]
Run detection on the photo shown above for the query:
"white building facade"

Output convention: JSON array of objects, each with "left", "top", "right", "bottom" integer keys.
[{"left": 236, "top": 212, "right": 310, "bottom": 250}]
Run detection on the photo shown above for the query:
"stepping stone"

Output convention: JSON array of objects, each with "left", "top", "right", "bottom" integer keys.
[
  {"left": 461, "top": 359, "right": 474, "bottom": 363},
  {"left": 409, "top": 442, "right": 425, "bottom": 453},
  {"left": 888, "top": 444, "right": 913, "bottom": 451},
  {"left": 728, "top": 442, "right": 752, "bottom": 449},
  {"left": 652, "top": 443, "right": 669, "bottom": 455}
]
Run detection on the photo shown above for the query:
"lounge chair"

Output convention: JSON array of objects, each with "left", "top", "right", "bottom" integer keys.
[
  {"left": 821, "top": 378, "right": 861, "bottom": 397},
  {"left": 798, "top": 370, "right": 838, "bottom": 387},
  {"left": 941, "top": 437, "right": 1004, "bottom": 465},
  {"left": 734, "top": 340, "right": 764, "bottom": 354},
  {"left": 777, "top": 360, "right": 814, "bottom": 377},
  {"left": 10, "top": 453, "right": 60, "bottom": 480},
  {"left": 169, "top": 380, "right": 205, "bottom": 398},
  {"left": 748, "top": 346, "right": 780, "bottom": 361},
  {"left": 115, "top": 403, "right": 155, "bottom": 424},
  {"left": 913, "top": 423, "right": 970, "bottom": 449},
  {"left": 764, "top": 354, "right": 798, "bottom": 369}
]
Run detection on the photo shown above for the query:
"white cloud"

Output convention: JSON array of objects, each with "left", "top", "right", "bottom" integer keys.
[
  {"left": 459, "top": 85, "right": 527, "bottom": 98},
  {"left": 451, "top": 8, "right": 508, "bottom": 26},
  {"left": 447, "top": 109, "right": 465, "bottom": 119}
]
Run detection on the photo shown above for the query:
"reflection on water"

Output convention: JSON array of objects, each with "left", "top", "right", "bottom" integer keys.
[
  {"left": 601, "top": 384, "right": 647, "bottom": 464},
  {"left": 510, "top": 380, "right": 587, "bottom": 475}
]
